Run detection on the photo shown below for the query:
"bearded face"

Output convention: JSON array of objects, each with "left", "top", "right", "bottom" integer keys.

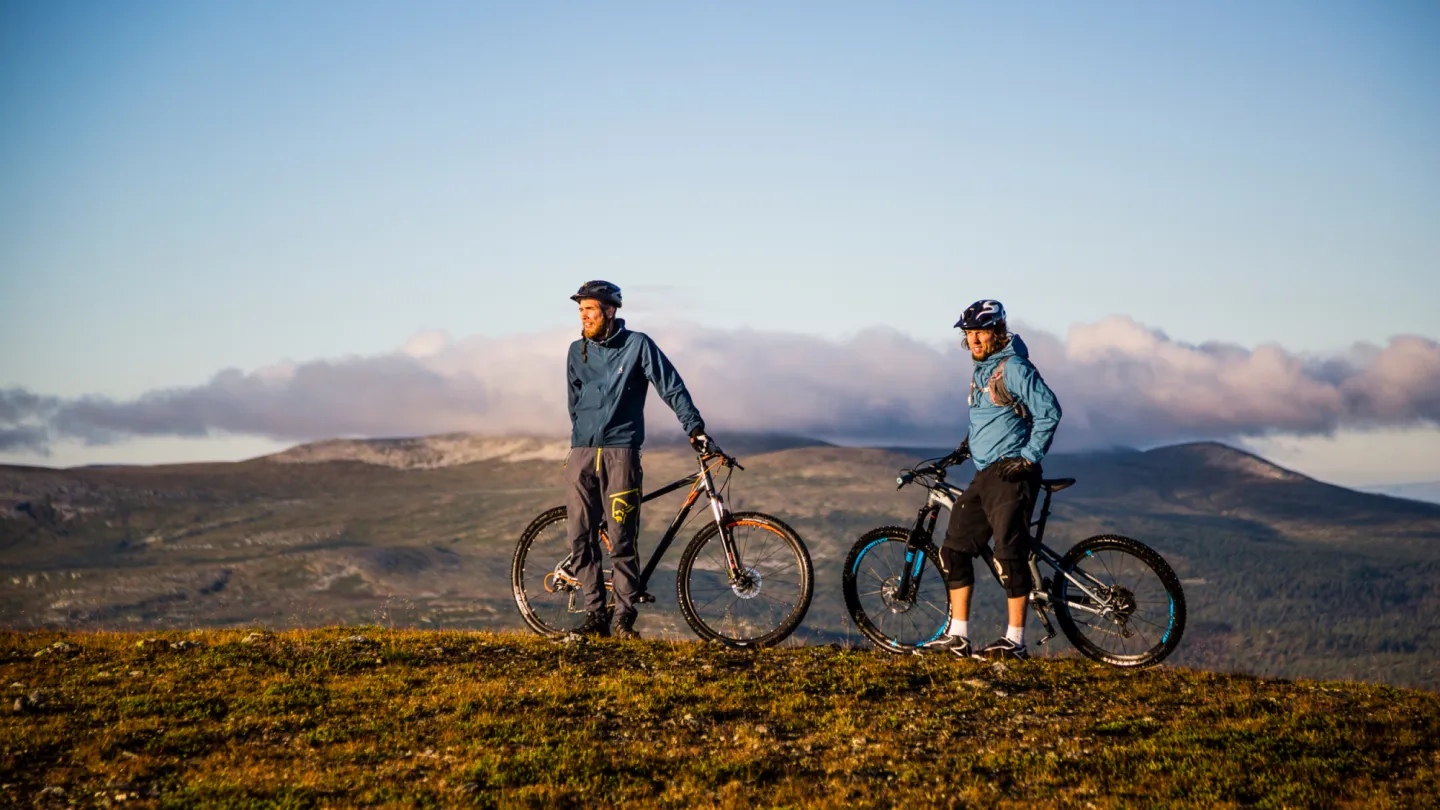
[{"left": 579, "top": 299, "right": 615, "bottom": 340}]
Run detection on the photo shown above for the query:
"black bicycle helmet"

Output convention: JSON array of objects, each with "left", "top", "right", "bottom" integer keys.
[
  {"left": 570, "top": 280, "right": 623, "bottom": 308},
  {"left": 955, "top": 299, "right": 1006, "bottom": 330}
]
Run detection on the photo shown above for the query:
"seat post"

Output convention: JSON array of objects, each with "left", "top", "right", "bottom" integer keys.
[{"left": 1032, "top": 488, "right": 1054, "bottom": 545}]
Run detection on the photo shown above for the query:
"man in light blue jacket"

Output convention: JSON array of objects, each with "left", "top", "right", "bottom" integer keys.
[{"left": 927, "top": 299, "right": 1062, "bottom": 660}]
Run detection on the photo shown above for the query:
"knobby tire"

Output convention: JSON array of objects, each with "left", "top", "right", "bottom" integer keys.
[
  {"left": 1052, "top": 534, "right": 1186, "bottom": 668},
  {"left": 676, "top": 511, "right": 813, "bottom": 648},
  {"left": 842, "top": 527, "right": 951, "bottom": 654}
]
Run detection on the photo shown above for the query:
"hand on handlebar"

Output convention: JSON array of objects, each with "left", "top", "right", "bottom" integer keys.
[
  {"left": 692, "top": 430, "right": 744, "bottom": 470},
  {"left": 940, "top": 439, "right": 971, "bottom": 468}
]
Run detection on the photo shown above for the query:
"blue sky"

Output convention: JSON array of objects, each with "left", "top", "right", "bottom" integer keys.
[{"left": 2, "top": 1, "right": 1438, "bottom": 483}]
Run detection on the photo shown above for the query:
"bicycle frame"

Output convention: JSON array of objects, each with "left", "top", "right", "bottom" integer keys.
[
  {"left": 549, "top": 451, "right": 746, "bottom": 605},
  {"left": 895, "top": 469, "right": 1133, "bottom": 647}
]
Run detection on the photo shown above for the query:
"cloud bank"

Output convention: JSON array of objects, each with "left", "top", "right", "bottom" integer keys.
[{"left": 4, "top": 317, "right": 1438, "bottom": 454}]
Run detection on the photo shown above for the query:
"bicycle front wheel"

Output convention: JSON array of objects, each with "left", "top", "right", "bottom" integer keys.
[
  {"left": 676, "top": 512, "right": 813, "bottom": 648},
  {"left": 1053, "top": 534, "right": 1186, "bottom": 668},
  {"left": 512, "top": 506, "right": 601, "bottom": 636},
  {"left": 842, "top": 527, "right": 951, "bottom": 653}
]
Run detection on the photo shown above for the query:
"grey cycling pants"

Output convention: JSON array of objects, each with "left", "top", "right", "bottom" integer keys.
[{"left": 565, "top": 447, "right": 644, "bottom": 621}]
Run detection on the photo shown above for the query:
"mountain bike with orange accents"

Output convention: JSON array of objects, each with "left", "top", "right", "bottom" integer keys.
[{"left": 511, "top": 441, "right": 813, "bottom": 647}]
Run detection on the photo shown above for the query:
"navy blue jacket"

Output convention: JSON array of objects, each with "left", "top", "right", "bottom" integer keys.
[
  {"left": 567, "top": 320, "right": 704, "bottom": 448},
  {"left": 967, "top": 334, "right": 1063, "bottom": 470}
]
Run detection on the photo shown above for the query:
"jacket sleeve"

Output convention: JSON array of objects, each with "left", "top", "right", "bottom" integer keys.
[
  {"left": 638, "top": 335, "right": 704, "bottom": 434},
  {"left": 566, "top": 344, "right": 580, "bottom": 426},
  {"left": 1008, "top": 358, "right": 1062, "bottom": 465}
]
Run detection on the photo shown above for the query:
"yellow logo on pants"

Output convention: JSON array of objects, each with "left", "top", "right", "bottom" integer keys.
[{"left": 610, "top": 489, "right": 640, "bottom": 524}]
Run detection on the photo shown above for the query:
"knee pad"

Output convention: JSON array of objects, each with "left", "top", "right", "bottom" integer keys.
[
  {"left": 940, "top": 547, "right": 975, "bottom": 588},
  {"left": 993, "top": 557, "right": 1033, "bottom": 598}
]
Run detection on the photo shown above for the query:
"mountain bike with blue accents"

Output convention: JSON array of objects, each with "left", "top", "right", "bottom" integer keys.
[{"left": 841, "top": 455, "right": 1186, "bottom": 667}]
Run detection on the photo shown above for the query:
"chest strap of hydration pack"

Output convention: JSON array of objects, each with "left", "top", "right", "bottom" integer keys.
[{"left": 970, "top": 357, "right": 1030, "bottom": 421}]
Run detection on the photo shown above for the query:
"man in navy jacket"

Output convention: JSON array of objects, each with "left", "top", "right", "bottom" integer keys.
[{"left": 564, "top": 280, "right": 710, "bottom": 639}]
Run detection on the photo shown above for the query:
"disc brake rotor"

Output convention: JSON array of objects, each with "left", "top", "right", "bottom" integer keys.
[
  {"left": 879, "top": 575, "right": 914, "bottom": 614},
  {"left": 731, "top": 567, "right": 762, "bottom": 599}
]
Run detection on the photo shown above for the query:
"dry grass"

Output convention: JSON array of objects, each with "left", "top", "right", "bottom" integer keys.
[{"left": 3, "top": 628, "right": 1438, "bottom": 808}]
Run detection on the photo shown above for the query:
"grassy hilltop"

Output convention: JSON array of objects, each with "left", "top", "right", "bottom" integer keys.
[{"left": 3, "top": 629, "right": 1438, "bottom": 808}]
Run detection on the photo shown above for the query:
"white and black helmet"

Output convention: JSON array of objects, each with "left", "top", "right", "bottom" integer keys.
[{"left": 956, "top": 299, "right": 1007, "bottom": 331}]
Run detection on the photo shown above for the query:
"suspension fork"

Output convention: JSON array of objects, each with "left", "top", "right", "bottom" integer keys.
[
  {"left": 898, "top": 503, "right": 941, "bottom": 601},
  {"left": 700, "top": 465, "right": 745, "bottom": 580}
]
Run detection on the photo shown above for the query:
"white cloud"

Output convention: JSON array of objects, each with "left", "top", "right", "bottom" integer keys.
[
  {"left": 400, "top": 330, "right": 452, "bottom": 359},
  {"left": 2, "top": 317, "right": 1437, "bottom": 456}
]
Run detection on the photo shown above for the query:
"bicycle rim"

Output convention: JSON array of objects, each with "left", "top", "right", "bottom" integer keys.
[
  {"left": 844, "top": 530, "right": 950, "bottom": 653},
  {"left": 1055, "top": 535, "right": 1185, "bottom": 667},
  {"left": 678, "top": 513, "right": 812, "bottom": 647}
]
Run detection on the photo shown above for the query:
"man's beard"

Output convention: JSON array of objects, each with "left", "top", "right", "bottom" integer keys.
[{"left": 582, "top": 316, "right": 611, "bottom": 340}]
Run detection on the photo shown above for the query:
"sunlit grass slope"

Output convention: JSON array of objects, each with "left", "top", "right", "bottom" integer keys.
[{"left": 3, "top": 629, "right": 1437, "bottom": 808}]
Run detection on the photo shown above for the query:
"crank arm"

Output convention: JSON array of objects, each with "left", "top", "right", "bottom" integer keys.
[{"left": 1031, "top": 602, "right": 1058, "bottom": 646}]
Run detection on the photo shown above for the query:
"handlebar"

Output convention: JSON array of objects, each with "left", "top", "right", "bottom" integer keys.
[
  {"left": 698, "top": 440, "right": 744, "bottom": 471},
  {"left": 896, "top": 453, "right": 965, "bottom": 489},
  {"left": 897, "top": 463, "right": 940, "bottom": 489}
]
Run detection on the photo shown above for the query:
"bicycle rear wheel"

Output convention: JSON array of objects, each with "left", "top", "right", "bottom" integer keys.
[
  {"left": 676, "top": 512, "right": 812, "bottom": 648},
  {"left": 1052, "top": 534, "right": 1186, "bottom": 668},
  {"left": 842, "top": 527, "right": 951, "bottom": 654},
  {"left": 512, "top": 507, "right": 606, "bottom": 636}
]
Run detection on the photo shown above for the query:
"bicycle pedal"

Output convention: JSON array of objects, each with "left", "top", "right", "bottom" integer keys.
[{"left": 634, "top": 592, "right": 656, "bottom": 604}]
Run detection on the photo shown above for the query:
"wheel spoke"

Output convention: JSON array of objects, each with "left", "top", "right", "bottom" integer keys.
[
  {"left": 844, "top": 537, "right": 951, "bottom": 651},
  {"left": 682, "top": 521, "right": 809, "bottom": 645},
  {"left": 515, "top": 517, "right": 597, "bottom": 634},
  {"left": 1056, "top": 540, "right": 1184, "bottom": 663}
]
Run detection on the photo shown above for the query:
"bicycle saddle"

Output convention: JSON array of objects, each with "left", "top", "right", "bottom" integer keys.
[{"left": 1041, "top": 478, "right": 1076, "bottom": 492}]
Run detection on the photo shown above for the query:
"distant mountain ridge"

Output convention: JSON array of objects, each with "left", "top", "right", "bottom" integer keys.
[
  {"left": 3, "top": 434, "right": 1438, "bottom": 689},
  {"left": 263, "top": 431, "right": 835, "bottom": 469},
  {"left": 1361, "top": 480, "right": 1440, "bottom": 506}
]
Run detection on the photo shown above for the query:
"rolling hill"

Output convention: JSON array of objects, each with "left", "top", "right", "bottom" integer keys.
[{"left": 2, "top": 434, "right": 1437, "bottom": 689}]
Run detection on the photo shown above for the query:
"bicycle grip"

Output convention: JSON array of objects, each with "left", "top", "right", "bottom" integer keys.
[{"left": 896, "top": 471, "right": 914, "bottom": 489}]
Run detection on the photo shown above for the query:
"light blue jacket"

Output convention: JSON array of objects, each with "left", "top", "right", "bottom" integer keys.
[{"left": 967, "top": 334, "right": 1062, "bottom": 470}]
